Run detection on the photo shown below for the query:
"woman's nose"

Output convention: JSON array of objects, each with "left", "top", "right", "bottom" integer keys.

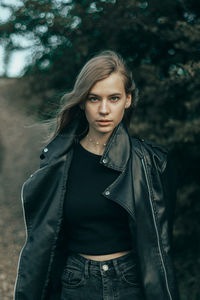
[{"left": 99, "top": 100, "right": 110, "bottom": 114}]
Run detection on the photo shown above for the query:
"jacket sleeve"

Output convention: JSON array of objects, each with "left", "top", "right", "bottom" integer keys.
[
  {"left": 131, "top": 138, "right": 180, "bottom": 299},
  {"left": 160, "top": 151, "right": 180, "bottom": 300},
  {"left": 160, "top": 151, "right": 178, "bottom": 251}
]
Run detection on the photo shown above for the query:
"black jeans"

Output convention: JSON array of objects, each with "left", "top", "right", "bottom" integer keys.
[{"left": 60, "top": 250, "right": 145, "bottom": 300}]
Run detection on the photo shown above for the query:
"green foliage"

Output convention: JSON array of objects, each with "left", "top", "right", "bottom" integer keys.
[{"left": 1, "top": 1, "right": 200, "bottom": 298}]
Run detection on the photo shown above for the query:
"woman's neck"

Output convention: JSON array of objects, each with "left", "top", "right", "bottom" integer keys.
[{"left": 79, "top": 135, "right": 108, "bottom": 156}]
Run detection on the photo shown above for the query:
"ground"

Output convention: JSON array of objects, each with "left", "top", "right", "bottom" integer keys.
[
  {"left": 0, "top": 203, "right": 25, "bottom": 299},
  {"left": 0, "top": 78, "right": 47, "bottom": 299}
]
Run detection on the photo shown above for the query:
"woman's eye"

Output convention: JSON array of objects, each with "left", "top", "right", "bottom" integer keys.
[
  {"left": 88, "top": 97, "right": 98, "bottom": 102},
  {"left": 88, "top": 96, "right": 120, "bottom": 102},
  {"left": 111, "top": 96, "right": 120, "bottom": 101}
]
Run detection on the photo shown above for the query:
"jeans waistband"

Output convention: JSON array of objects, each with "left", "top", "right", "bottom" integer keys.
[{"left": 65, "top": 249, "right": 138, "bottom": 277}]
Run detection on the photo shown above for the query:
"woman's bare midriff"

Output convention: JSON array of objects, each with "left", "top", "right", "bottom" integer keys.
[{"left": 78, "top": 250, "right": 132, "bottom": 261}]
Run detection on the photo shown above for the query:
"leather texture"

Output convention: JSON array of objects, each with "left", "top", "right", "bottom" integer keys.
[{"left": 14, "top": 117, "right": 180, "bottom": 300}]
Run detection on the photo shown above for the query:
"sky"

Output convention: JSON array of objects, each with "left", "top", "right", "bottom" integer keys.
[
  {"left": 0, "top": 0, "right": 72, "bottom": 77},
  {"left": 0, "top": 0, "right": 62, "bottom": 77},
  {"left": 0, "top": 0, "right": 29, "bottom": 77}
]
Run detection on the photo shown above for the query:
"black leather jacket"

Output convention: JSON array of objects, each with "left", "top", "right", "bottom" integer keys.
[{"left": 14, "top": 118, "right": 180, "bottom": 300}]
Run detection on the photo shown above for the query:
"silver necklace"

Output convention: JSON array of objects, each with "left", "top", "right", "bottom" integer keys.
[{"left": 86, "top": 134, "right": 107, "bottom": 147}]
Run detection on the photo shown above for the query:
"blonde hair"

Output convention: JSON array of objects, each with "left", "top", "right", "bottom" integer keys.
[{"left": 43, "top": 50, "right": 139, "bottom": 143}]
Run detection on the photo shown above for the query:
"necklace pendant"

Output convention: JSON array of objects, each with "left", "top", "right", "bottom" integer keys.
[{"left": 86, "top": 134, "right": 106, "bottom": 147}]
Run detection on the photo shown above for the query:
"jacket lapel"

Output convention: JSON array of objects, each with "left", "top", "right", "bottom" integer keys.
[
  {"left": 39, "top": 117, "right": 136, "bottom": 221},
  {"left": 40, "top": 117, "right": 131, "bottom": 170},
  {"left": 102, "top": 158, "right": 136, "bottom": 221},
  {"left": 98, "top": 121, "right": 137, "bottom": 222}
]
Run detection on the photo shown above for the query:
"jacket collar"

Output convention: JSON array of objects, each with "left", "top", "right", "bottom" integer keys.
[{"left": 40, "top": 117, "right": 131, "bottom": 172}]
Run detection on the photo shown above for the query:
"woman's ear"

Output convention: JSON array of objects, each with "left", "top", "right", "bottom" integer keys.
[{"left": 125, "top": 94, "right": 132, "bottom": 108}]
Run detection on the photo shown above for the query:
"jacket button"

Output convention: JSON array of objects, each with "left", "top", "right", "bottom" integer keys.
[
  {"left": 43, "top": 147, "right": 48, "bottom": 153},
  {"left": 102, "top": 158, "right": 108, "bottom": 164},
  {"left": 105, "top": 190, "right": 110, "bottom": 196}
]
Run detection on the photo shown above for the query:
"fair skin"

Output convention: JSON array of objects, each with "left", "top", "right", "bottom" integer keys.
[
  {"left": 78, "top": 72, "right": 132, "bottom": 261},
  {"left": 79, "top": 72, "right": 132, "bottom": 155}
]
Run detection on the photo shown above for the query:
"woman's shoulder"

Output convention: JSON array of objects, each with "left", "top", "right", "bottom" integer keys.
[
  {"left": 130, "top": 135, "right": 168, "bottom": 153},
  {"left": 130, "top": 135, "right": 169, "bottom": 171}
]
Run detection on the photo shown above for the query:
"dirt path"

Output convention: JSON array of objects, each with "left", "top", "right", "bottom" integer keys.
[
  {"left": 0, "top": 78, "right": 47, "bottom": 299},
  {"left": 0, "top": 203, "right": 25, "bottom": 299}
]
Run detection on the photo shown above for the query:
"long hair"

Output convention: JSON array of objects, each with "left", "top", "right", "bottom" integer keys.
[{"left": 43, "top": 50, "right": 139, "bottom": 143}]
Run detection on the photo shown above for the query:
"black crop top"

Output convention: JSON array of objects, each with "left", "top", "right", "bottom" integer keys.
[{"left": 63, "top": 141, "right": 132, "bottom": 255}]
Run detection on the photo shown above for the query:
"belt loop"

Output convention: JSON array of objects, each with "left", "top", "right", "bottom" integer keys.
[
  {"left": 84, "top": 259, "right": 89, "bottom": 278},
  {"left": 112, "top": 259, "right": 121, "bottom": 276}
]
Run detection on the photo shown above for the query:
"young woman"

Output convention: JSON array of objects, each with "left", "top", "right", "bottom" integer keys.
[{"left": 14, "top": 50, "right": 180, "bottom": 300}]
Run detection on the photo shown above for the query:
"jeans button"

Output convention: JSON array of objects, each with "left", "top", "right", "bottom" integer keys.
[{"left": 102, "top": 264, "right": 109, "bottom": 271}]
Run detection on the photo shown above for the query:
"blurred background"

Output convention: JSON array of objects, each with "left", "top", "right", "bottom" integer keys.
[{"left": 0, "top": 0, "right": 199, "bottom": 299}]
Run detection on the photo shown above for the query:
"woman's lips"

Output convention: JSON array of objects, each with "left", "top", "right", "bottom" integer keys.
[{"left": 96, "top": 120, "right": 112, "bottom": 125}]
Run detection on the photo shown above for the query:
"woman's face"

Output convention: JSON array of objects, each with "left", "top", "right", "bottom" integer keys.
[{"left": 80, "top": 72, "right": 131, "bottom": 136}]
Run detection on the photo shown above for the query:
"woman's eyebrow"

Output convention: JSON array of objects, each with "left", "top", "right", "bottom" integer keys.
[
  {"left": 88, "top": 93, "right": 122, "bottom": 97},
  {"left": 88, "top": 93, "right": 99, "bottom": 97}
]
